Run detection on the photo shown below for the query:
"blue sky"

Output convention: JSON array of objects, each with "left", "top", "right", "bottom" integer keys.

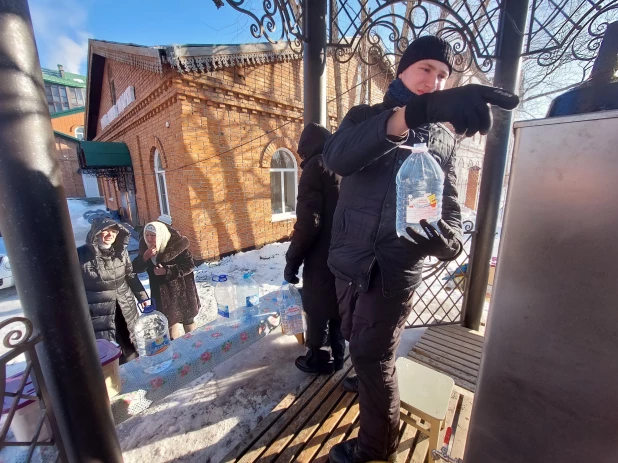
[{"left": 30, "top": 0, "right": 265, "bottom": 76}]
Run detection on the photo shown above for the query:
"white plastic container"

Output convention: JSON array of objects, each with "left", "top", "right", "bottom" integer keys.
[
  {"left": 135, "top": 299, "right": 173, "bottom": 374},
  {"left": 276, "top": 282, "right": 305, "bottom": 336},
  {"left": 214, "top": 274, "right": 237, "bottom": 319},
  {"left": 236, "top": 272, "right": 260, "bottom": 309},
  {"left": 97, "top": 339, "right": 122, "bottom": 398},
  {"left": 396, "top": 143, "right": 445, "bottom": 239}
]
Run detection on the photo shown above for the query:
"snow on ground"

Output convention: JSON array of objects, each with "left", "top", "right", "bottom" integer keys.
[
  {"left": 118, "top": 331, "right": 307, "bottom": 463},
  {"left": 118, "top": 325, "right": 428, "bottom": 463},
  {"left": 67, "top": 198, "right": 102, "bottom": 246}
]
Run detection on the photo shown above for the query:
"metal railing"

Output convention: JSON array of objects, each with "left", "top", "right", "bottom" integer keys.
[
  {"left": 0, "top": 317, "right": 64, "bottom": 462},
  {"left": 406, "top": 220, "right": 476, "bottom": 328}
]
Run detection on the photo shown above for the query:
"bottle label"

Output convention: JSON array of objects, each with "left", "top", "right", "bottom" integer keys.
[
  {"left": 406, "top": 193, "right": 438, "bottom": 223},
  {"left": 218, "top": 304, "right": 230, "bottom": 318},
  {"left": 246, "top": 295, "right": 259, "bottom": 307},
  {"left": 144, "top": 334, "right": 170, "bottom": 356}
]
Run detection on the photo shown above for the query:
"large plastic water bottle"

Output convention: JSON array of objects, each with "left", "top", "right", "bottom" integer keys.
[
  {"left": 396, "top": 143, "right": 445, "bottom": 240},
  {"left": 236, "top": 272, "right": 260, "bottom": 309},
  {"left": 134, "top": 299, "right": 173, "bottom": 374},
  {"left": 214, "top": 274, "right": 236, "bottom": 319},
  {"left": 276, "top": 282, "right": 305, "bottom": 335}
]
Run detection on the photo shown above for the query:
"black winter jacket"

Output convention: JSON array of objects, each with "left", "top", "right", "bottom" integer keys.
[
  {"left": 133, "top": 225, "right": 200, "bottom": 326},
  {"left": 77, "top": 218, "right": 148, "bottom": 343},
  {"left": 286, "top": 124, "right": 340, "bottom": 317},
  {"left": 323, "top": 94, "right": 462, "bottom": 297}
]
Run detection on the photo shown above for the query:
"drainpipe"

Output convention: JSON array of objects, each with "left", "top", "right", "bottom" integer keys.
[{"left": 303, "top": 0, "right": 328, "bottom": 126}]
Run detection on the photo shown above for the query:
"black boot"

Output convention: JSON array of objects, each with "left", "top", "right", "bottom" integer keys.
[
  {"left": 329, "top": 438, "right": 357, "bottom": 463},
  {"left": 295, "top": 348, "right": 334, "bottom": 375},
  {"left": 342, "top": 375, "right": 359, "bottom": 393},
  {"left": 334, "top": 357, "right": 345, "bottom": 371}
]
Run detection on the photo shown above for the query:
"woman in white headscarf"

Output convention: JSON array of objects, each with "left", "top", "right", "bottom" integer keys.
[{"left": 133, "top": 221, "right": 200, "bottom": 339}]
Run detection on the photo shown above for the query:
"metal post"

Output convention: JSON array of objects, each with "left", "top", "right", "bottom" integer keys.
[
  {"left": 462, "top": 0, "right": 530, "bottom": 330},
  {"left": 303, "top": 0, "right": 327, "bottom": 126},
  {"left": 0, "top": 2, "right": 123, "bottom": 462}
]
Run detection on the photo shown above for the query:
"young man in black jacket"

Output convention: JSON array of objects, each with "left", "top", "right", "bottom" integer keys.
[
  {"left": 284, "top": 123, "right": 345, "bottom": 375},
  {"left": 323, "top": 36, "right": 519, "bottom": 462}
]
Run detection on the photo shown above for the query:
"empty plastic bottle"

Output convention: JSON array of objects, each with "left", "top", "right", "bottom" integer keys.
[
  {"left": 135, "top": 299, "right": 173, "bottom": 374},
  {"left": 236, "top": 272, "right": 260, "bottom": 309},
  {"left": 276, "top": 282, "right": 305, "bottom": 335},
  {"left": 214, "top": 274, "right": 236, "bottom": 319},
  {"left": 396, "top": 143, "right": 444, "bottom": 241}
]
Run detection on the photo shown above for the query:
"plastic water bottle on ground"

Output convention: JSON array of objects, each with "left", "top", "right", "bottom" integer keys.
[
  {"left": 276, "top": 282, "right": 305, "bottom": 336},
  {"left": 396, "top": 143, "right": 445, "bottom": 240},
  {"left": 135, "top": 299, "right": 173, "bottom": 374},
  {"left": 214, "top": 274, "right": 236, "bottom": 319},
  {"left": 236, "top": 272, "right": 260, "bottom": 309}
]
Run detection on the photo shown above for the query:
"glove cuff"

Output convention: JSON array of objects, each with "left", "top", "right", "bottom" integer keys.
[{"left": 404, "top": 93, "right": 430, "bottom": 130}]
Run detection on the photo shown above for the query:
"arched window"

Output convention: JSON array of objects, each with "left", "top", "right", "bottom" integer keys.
[
  {"left": 74, "top": 126, "right": 84, "bottom": 140},
  {"left": 270, "top": 148, "right": 297, "bottom": 220},
  {"left": 154, "top": 150, "right": 171, "bottom": 218}
]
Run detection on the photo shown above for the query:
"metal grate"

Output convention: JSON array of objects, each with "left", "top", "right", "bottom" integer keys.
[
  {"left": 0, "top": 317, "right": 65, "bottom": 462},
  {"left": 406, "top": 219, "right": 475, "bottom": 328}
]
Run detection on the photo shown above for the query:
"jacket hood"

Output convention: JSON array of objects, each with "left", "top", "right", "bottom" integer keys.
[
  {"left": 87, "top": 217, "right": 130, "bottom": 255},
  {"left": 298, "top": 123, "right": 331, "bottom": 164},
  {"left": 139, "top": 223, "right": 190, "bottom": 263}
]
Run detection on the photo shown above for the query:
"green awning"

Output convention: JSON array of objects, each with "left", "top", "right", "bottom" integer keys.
[{"left": 79, "top": 141, "right": 132, "bottom": 168}]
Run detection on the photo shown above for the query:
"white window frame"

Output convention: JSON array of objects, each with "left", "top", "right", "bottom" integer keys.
[
  {"left": 74, "top": 126, "right": 84, "bottom": 140},
  {"left": 270, "top": 148, "right": 298, "bottom": 222},
  {"left": 154, "top": 149, "right": 171, "bottom": 220}
]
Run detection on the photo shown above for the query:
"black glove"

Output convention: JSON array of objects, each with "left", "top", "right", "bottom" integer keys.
[
  {"left": 284, "top": 264, "right": 300, "bottom": 284},
  {"left": 406, "top": 219, "right": 462, "bottom": 261},
  {"left": 404, "top": 84, "right": 520, "bottom": 137}
]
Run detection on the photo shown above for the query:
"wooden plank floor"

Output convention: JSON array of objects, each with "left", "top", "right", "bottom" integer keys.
[
  {"left": 223, "top": 346, "right": 475, "bottom": 463},
  {"left": 408, "top": 325, "right": 485, "bottom": 393}
]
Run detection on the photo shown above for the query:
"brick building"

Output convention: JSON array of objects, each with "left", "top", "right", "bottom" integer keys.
[
  {"left": 83, "top": 40, "right": 393, "bottom": 261},
  {"left": 42, "top": 65, "right": 100, "bottom": 197}
]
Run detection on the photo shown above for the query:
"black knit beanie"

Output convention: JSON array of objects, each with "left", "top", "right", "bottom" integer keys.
[{"left": 396, "top": 36, "right": 454, "bottom": 77}]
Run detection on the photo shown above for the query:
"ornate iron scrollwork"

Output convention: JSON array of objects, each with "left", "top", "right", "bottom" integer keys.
[
  {"left": 213, "top": 0, "right": 304, "bottom": 53},
  {"left": 213, "top": 0, "right": 618, "bottom": 77},
  {"left": 329, "top": 1, "right": 502, "bottom": 73},
  {"left": 0, "top": 317, "right": 33, "bottom": 348},
  {"left": 526, "top": 1, "right": 618, "bottom": 72}
]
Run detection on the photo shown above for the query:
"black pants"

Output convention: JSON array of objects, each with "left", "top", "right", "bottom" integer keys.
[
  {"left": 114, "top": 304, "right": 137, "bottom": 364},
  {"left": 335, "top": 265, "right": 414, "bottom": 461},
  {"left": 302, "top": 274, "right": 346, "bottom": 365}
]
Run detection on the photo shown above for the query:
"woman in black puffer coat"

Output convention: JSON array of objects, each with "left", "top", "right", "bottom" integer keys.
[{"left": 77, "top": 217, "right": 148, "bottom": 363}]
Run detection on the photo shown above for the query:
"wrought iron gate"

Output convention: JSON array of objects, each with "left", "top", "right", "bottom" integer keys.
[
  {"left": 406, "top": 219, "right": 475, "bottom": 328},
  {"left": 0, "top": 318, "right": 65, "bottom": 462}
]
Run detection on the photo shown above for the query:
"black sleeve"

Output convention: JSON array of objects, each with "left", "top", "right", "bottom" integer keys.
[
  {"left": 125, "top": 251, "right": 148, "bottom": 302},
  {"left": 285, "top": 159, "right": 324, "bottom": 272},
  {"left": 323, "top": 105, "right": 409, "bottom": 177},
  {"left": 131, "top": 252, "right": 148, "bottom": 273},
  {"left": 441, "top": 146, "right": 463, "bottom": 243}
]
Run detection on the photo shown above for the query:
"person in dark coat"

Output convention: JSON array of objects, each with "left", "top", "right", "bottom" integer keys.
[
  {"left": 284, "top": 123, "right": 345, "bottom": 375},
  {"left": 323, "top": 36, "right": 519, "bottom": 463},
  {"left": 77, "top": 217, "right": 149, "bottom": 363},
  {"left": 133, "top": 221, "right": 200, "bottom": 340}
]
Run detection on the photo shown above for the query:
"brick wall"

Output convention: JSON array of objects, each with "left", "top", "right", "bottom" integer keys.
[
  {"left": 54, "top": 135, "right": 85, "bottom": 198},
  {"left": 51, "top": 111, "right": 85, "bottom": 137},
  {"left": 92, "top": 54, "right": 390, "bottom": 261}
]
